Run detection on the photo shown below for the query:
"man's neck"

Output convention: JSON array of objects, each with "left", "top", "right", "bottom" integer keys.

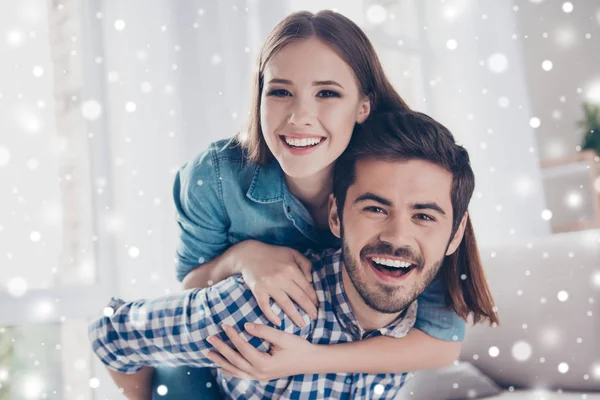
[{"left": 340, "top": 266, "right": 404, "bottom": 333}]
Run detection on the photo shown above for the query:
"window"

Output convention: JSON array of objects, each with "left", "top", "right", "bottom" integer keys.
[{"left": 0, "top": 1, "right": 114, "bottom": 399}]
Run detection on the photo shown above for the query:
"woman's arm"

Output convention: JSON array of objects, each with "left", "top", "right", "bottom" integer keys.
[
  {"left": 205, "top": 326, "right": 461, "bottom": 380},
  {"left": 312, "top": 329, "right": 461, "bottom": 373},
  {"left": 181, "top": 240, "right": 248, "bottom": 290}
]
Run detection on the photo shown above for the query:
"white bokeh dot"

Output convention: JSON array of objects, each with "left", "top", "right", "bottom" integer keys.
[
  {"left": 156, "top": 385, "right": 168, "bottom": 396},
  {"left": 557, "top": 290, "right": 569, "bottom": 302},
  {"left": 103, "top": 307, "right": 115, "bottom": 317},
  {"left": 6, "top": 30, "right": 24, "bottom": 47},
  {"left": 108, "top": 71, "right": 120, "bottom": 83},
  {"left": 366, "top": 4, "right": 388, "bottom": 24},
  {"left": 23, "top": 375, "right": 44, "bottom": 398},
  {"left": 128, "top": 247, "right": 140, "bottom": 258},
  {"left": 558, "top": 362, "right": 569, "bottom": 373},
  {"left": 30, "top": 231, "right": 41, "bottom": 242},
  {"left": 81, "top": 100, "right": 103, "bottom": 120},
  {"left": 197, "top": 180, "right": 203, "bottom": 186},
  {"left": 125, "top": 102, "right": 137, "bottom": 112},
  {"left": 592, "top": 364, "right": 600, "bottom": 379},
  {"left": 7, "top": 277, "right": 28, "bottom": 297},
  {"left": 114, "top": 20, "right": 126, "bottom": 30},
  {"left": 89, "top": 377, "right": 100, "bottom": 389},
  {"left": 592, "top": 271, "right": 600, "bottom": 288},
  {"left": 562, "top": 2, "right": 573, "bottom": 13},
  {"left": 446, "top": 39, "right": 458, "bottom": 50},
  {"left": 0, "top": 147, "right": 11, "bottom": 167},
  {"left": 141, "top": 82, "right": 152, "bottom": 93},
  {"left": 487, "top": 53, "right": 508, "bottom": 73},
  {"left": 27, "top": 158, "right": 39, "bottom": 170},
  {"left": 373, "top": 384, "right": 385, "bottom": 395},
  {"left": 489, "top": 346, "right": 500, "bottom": 357},
  {"left": 32, "top": 66, "right": 44, "bottom": 77},
  {"left": 530, "top": 117, "right": 541, "bottom": 128},
  {"left": 512, "top": 341, "right": 532, "bottom": 361},
  {"left": 542, "top": 60, "right": 553, "bottom": 71},
  {"left": 198, "top": 257, "right": 205, "bottom": 264},
  {"left": 566, "top": 192, "right": 582, "bottom": 208},
  {"left": 541, "top": 209, "right": 553, "bottom": 220}
]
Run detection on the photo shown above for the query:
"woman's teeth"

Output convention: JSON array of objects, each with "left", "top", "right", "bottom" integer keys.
[
  {"left": 284, "top": 137, "right": 323, "bottom": 147},
  {"left": 371, "top": 257, "right": 412, "bottom": 269}
]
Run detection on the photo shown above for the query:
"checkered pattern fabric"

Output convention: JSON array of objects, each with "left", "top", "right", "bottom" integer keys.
[{"left": 89, "top": 249, "right": 417, "bottom": 399}]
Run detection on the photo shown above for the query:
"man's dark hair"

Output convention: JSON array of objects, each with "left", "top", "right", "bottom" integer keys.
[{"left": 332, "top": 110, "right": 498, "bottom": 325}]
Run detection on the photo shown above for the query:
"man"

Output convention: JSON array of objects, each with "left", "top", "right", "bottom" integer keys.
[{"left": 89, "top": 110, "right": 498, "bottom": 399}]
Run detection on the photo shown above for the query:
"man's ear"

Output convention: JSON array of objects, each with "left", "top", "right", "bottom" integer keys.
[
  {"left": 446, "top": 212, "right": 468, "bottom": 256},
  {"left": 328, "top": 194, "right": 342, "bottom": 239},
  {"left": 356, "top": 97, "right": 371, "bottom": 124}
]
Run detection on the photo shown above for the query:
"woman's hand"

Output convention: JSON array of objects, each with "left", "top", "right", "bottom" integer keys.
[
  {"left": 206, "top": 323, "right": 317, "bottom": 380},
  {"left": 231, "top": 241, "right": 319, "bottom": 327}
]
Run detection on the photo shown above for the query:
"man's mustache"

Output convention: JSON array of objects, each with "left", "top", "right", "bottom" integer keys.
[{"left": 359, "top": 242, "right": 424, "bottom": 268}]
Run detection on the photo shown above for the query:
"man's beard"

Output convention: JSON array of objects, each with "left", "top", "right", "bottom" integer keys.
[{"left": 341, "top": 229, "right": 445, "bottom": 314}]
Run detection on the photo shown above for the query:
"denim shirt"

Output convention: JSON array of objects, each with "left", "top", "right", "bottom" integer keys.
[{"left": 173, "top": 137, "right": 465, "bottom": 341}]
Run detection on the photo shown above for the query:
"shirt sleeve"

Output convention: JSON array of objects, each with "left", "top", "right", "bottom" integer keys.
[
  {"left": 414, "top": 274, "right": 466, "bottom": 341},
  {"left": 88, "top": 276, "right": 311, "bottom": 373},
  {"left": 173, "top": 145, "right": 231, "bottom": 282}
]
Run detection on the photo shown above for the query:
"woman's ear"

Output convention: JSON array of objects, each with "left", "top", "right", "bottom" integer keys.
[
  {"left": 328, "top": 194, "right": 342, "bottom": 238},
  {"left": 446, "top": 212, "right": 468, "bottom": 256},
  {"left": 356, "top": 97, "right": 371, "bottom": 124}
]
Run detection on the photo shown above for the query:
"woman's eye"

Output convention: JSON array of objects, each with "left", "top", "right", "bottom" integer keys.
[
  {"left": 364, "top": 206, "right": 386, "bottom": 214},
  {"left": 414, "top": 214, "right": 435, "bottom": 222},
  {"left": 317, "top": 90, "right": 340, "bottom": 98},
  {"left": 267, "top": 89, "right": 291, "bottom": 97}
]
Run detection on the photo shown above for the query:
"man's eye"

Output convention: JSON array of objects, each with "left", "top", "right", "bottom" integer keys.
[
  {"left": 365, "top": 206, "right": 386, "bottom": 214},
  {"left": 414, "top": 214, "right": 435, "bottom": 222},
  {"left": 317, "top": 90, "right": 340, "bottom": 98},
  {"left": 266, "top": 89, "right": 291, "bottom": 97}
]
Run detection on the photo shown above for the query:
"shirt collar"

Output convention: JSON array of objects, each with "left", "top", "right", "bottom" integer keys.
[
  {"left": 323, "top": 248, "right": 417, "bottom": 339},
  {"left": 246, "top": 159, "right": 286, "bottom": 203}
]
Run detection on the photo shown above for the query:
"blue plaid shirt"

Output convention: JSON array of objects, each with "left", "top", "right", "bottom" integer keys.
[{"left": 89, "top": 249, "right": 417, "bottom": 399}]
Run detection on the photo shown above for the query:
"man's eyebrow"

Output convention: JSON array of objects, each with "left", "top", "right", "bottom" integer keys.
[
  {"left": 412, "top": 202, "right": 447, "bottom": 216},
  {"left": 353, "top": 192, "right": 392, "bottom": 207},
  {"left": 266, "top": 78, "right": 344, "bottom": 89}
]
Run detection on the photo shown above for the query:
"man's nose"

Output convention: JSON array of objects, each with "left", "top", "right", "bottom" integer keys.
[{"left": 378, "top": 216, "right": 416, "bottom": 249}]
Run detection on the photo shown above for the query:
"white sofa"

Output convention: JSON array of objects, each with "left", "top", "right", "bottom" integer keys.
[{"left": 400, "top": 229, "right": 600, "bottom": 399}]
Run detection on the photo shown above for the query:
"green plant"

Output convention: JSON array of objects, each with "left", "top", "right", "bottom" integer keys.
[{"left": 579, "top": 102, "right": 600, "bottom": 155}]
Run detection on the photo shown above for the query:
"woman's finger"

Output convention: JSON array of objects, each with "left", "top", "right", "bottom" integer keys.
[
  {"left": 222, "top": 324, "right": 268, "bottom": 366},
  {"left": 288, "top": 259, "right": 319, "bottom": 307},
  {"left": 270, "top": 290, "right": 306, "bottom": 327},
  {"left": 206, "top": 335, "right": 254, "bottom": 374},
  {"left": 206, "top": 351, "right": 256, "bottom": 380},
  {"left": 255, "top": 293, "right": 282, "bottom": 327},
  {"left": 291, "top": 250, "right": 313, "bottom": 283},
  {"left": 282, "top": 280, "right": 318, "bottom": 320}
]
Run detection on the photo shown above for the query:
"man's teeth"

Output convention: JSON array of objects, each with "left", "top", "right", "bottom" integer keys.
[
  {"left": 284, "top": 137, "right": 323, "bottom": 147},
  {"left": 372, "top": 257, "right": 412, "bottom": 269}
]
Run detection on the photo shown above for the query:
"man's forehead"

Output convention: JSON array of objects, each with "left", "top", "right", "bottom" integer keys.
[{"left": 351, "top": 158, "right": 453, "bottom": 204}]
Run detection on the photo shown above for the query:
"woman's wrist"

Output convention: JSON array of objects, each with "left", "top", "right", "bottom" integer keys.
[{"left": 226, "top": 240, "right": 260, "bottom": 276}]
